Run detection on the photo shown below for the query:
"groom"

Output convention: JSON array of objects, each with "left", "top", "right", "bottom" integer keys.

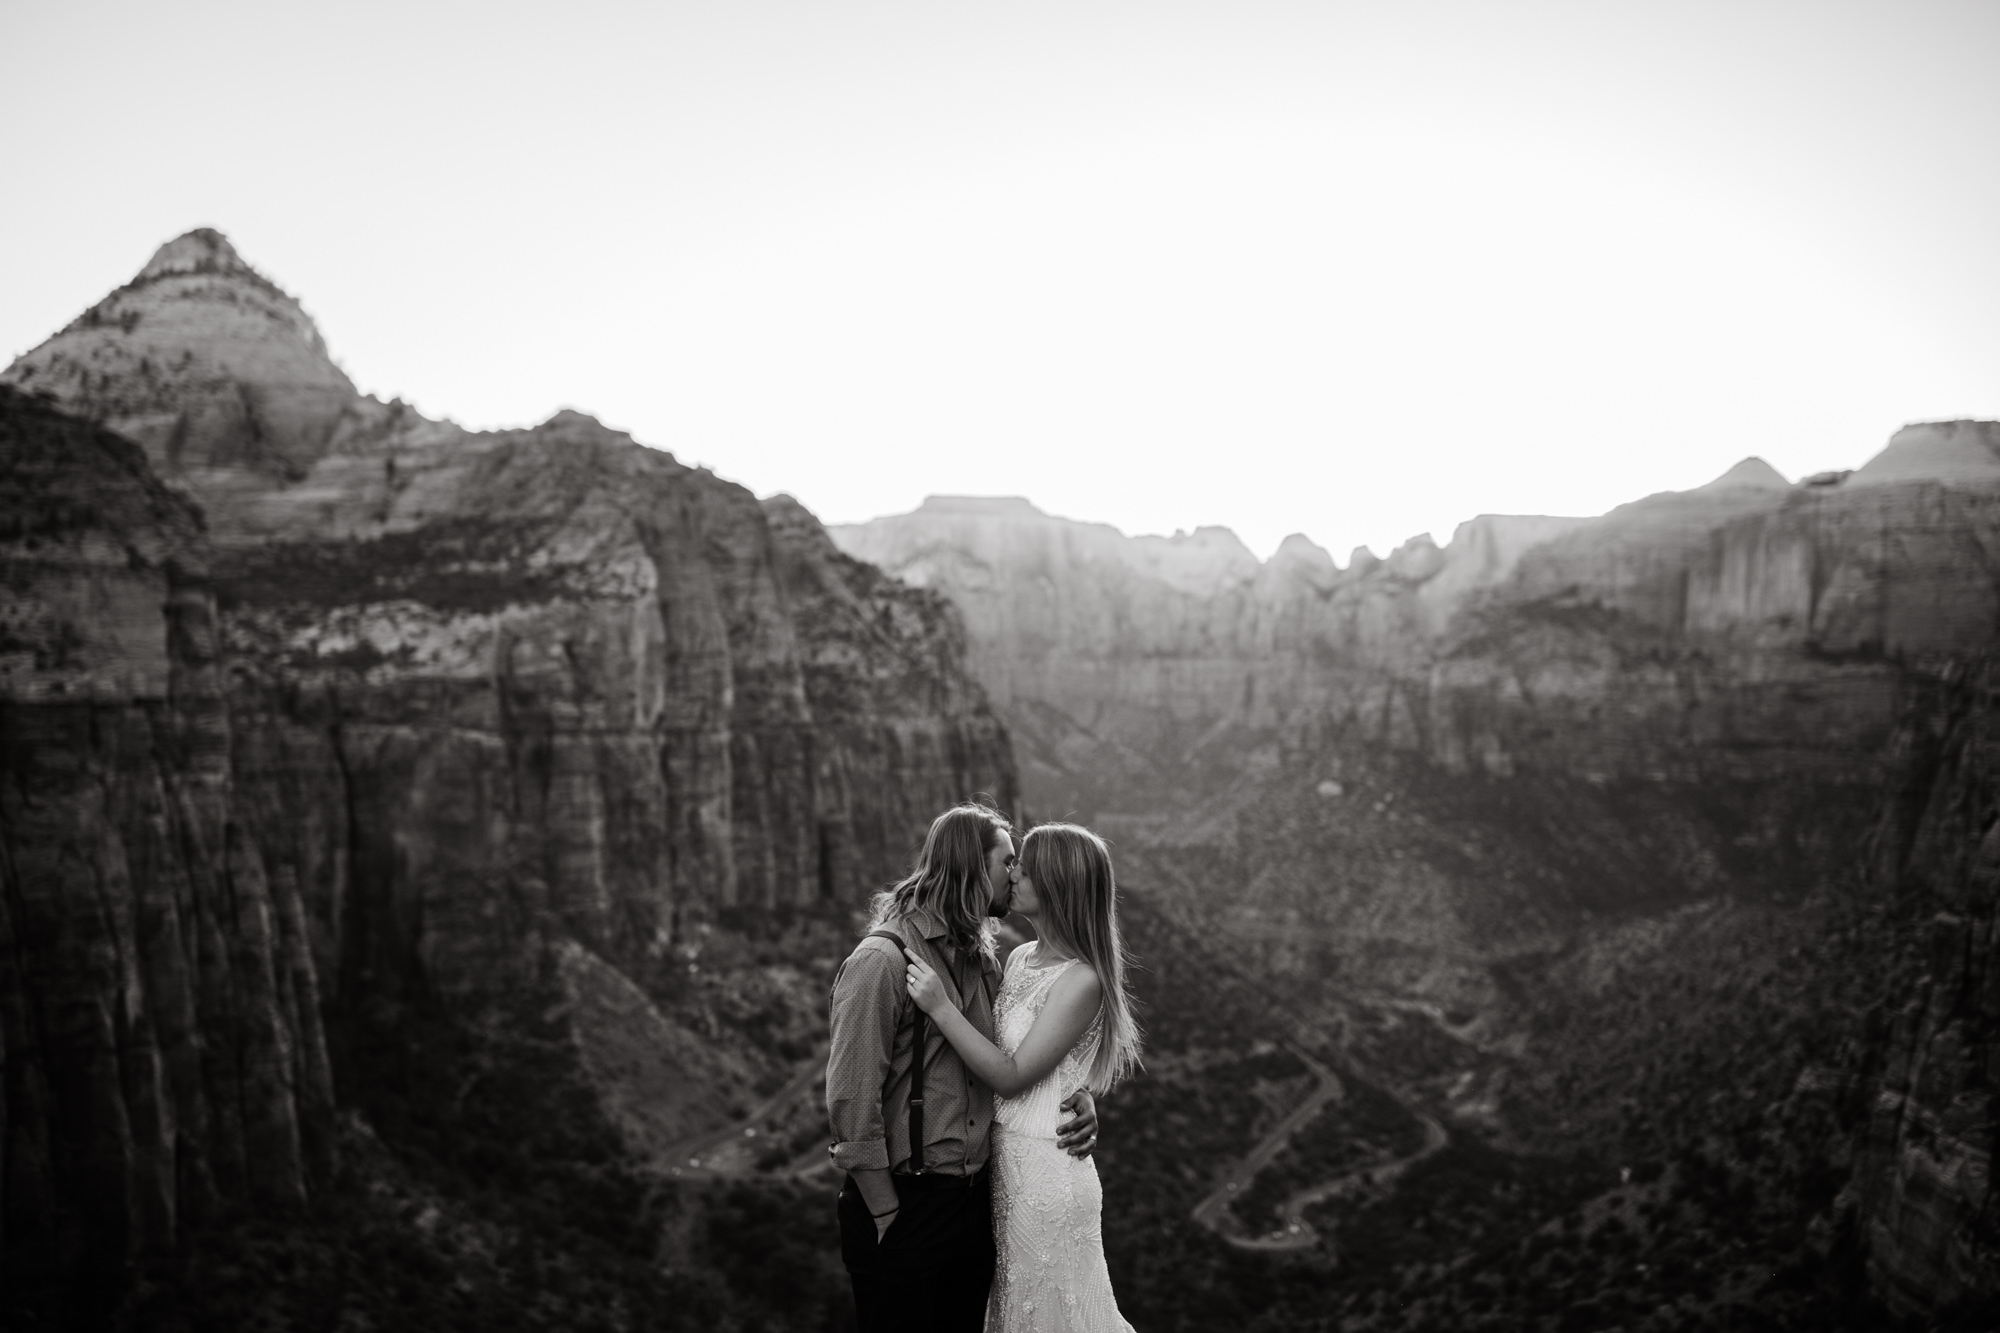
[{"left": 826, "top": 801, "right": 1100, "bottom": 1332}]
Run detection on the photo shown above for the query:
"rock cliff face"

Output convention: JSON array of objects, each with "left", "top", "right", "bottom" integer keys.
[
  {"left": 1847, "top": 659, "right": 1999, "bottom": 1318},
  {"left": 834, "top": 445, "right": 2000, "bottom": 799},
  {"left": 209, "top": 408, "right": 1012, "bottom": 1009},
  {"left": 0, "top": 233, "right": 1016, "bottom": 1290},
  {"left": 0, "top": 388, "right": 334, "bottom": 1281},
  {"left": 830, "top": 497, "right": 1594, "bottom": 812},
  {"left": 1427, "top": 448, "right": 2000, "bottom": 786}
]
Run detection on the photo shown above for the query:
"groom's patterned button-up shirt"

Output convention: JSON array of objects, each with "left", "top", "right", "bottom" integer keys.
[{"left": 826, "top": 908, "right": 1003, "bottom": 1176}]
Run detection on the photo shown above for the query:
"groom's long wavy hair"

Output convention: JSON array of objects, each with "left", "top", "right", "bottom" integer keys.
[
  {"left": 868, "top": 801, "right": 1013, "bottom": 958},
  {"left": 1020, "top": 823, "right": 1144, "bottom": 1093}
]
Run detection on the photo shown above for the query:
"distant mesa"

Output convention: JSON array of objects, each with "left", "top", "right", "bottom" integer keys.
[
  {"left": 838, "top": 496, "right": 1590, "bottom": 614},
  {"left": 840, "top": 495, "right": 1266, "bottom": 598},
  {"left": 917, "top": 495, "right": 1045, "bottom": 517},
  {"left": 1849, "top": 420, "right": 2000, "bottom": 490}
]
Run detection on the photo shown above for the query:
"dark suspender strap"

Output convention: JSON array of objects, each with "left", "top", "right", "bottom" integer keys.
[{"left": 865, "top": 929, "right": 928, "bottom": 1174}]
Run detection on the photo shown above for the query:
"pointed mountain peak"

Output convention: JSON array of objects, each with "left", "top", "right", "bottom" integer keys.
[
  {"left": 2, "top": 228, "right": 358, "bottom": 514},
  {"left": 1695, "top": 457, "right": 1789, "bottom": 492},
  {"left": 138, "top": 228, "right": 256, "bottom": 282}
]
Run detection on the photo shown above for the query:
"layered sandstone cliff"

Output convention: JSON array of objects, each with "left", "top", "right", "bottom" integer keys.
[
  {"left": 1846, "top": 659, "right": 2000, "bottom": 1317},
  {"left": 3, "top": 231, "right": 1014, "bottom": 970},
  {"left": 835, "top": 439, "right": 2000, "bottom": 805},
  {"left": 830, "top": 497, "right": 1601, "bottom": 813},
  {"left": 1428, "top": 441, "right": 2000, "bottom": 785},
  {"left": 0, "top": 388, "right": 334, "bottom": 1281},
  {"left": 209, "top": 407, "right": 1012, "bottom": 1010},
  {"left": 0, "top": 233, "right": 1016, "bottom": 1289}
]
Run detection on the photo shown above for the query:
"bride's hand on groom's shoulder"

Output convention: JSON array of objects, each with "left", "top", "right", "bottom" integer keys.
[{"left": 905, "top": 958, "right": 950, "bottom": 1015}]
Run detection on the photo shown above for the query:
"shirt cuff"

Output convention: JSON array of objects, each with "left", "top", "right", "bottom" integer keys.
[{"left": 830, "top": 1137, "right": 889, "bottom": 1171}]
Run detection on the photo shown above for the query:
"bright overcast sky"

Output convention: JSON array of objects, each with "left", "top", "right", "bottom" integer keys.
[{"left": 3, "top": 0, "right": 1997, "bottom": 561}]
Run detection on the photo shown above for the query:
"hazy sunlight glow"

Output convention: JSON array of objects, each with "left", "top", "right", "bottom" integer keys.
[{"left": 2, "top": 0, "right": 1995, "bottom": 559}]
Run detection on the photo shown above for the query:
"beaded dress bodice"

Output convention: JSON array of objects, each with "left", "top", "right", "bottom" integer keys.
[{"left": 993, "top": 946, "right": 1101, "bottom": 1134}]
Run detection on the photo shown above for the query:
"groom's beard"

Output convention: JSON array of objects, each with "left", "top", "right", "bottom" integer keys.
[{"left": 987, "top": 882, "right": 1014, "bottom": 918}]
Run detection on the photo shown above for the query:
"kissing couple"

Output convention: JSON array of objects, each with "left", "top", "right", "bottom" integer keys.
[{"left": 826, "top": 802, "right": 1144, "bottom": 1332}]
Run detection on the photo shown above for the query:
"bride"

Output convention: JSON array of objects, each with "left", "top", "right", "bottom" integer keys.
[{"left": 905, "top": 822, "right": 1143, "bottom": 1333}]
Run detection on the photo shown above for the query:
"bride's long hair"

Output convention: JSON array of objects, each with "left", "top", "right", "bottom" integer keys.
[{"left": 1019, "top": 823, "right": 1143, "bottom": 1093}]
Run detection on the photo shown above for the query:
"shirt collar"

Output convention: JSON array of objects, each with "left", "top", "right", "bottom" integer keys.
[
  {"left": 904, "top": 909, "right": 1000, "bottom": 977},
  {"left": 907, "top": 907, "right": 952, "bottom": 944}
]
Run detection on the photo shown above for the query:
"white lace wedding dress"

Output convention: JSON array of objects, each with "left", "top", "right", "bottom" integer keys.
[{"left": 987, "top": 945, "right": 1136, "bottom": 1333}]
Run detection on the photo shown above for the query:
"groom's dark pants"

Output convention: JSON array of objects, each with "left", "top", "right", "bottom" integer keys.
[{"left": 838, "top": 1169, "right": 994, "bottom": 1333}]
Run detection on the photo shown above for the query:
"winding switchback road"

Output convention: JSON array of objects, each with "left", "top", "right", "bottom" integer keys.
[
  {"left": 1119, "top": 849, "right": 1460, "bottom": 1255},
  {"left": 1189, "top": 1046, "right": 1345, "bottom": 1240}
]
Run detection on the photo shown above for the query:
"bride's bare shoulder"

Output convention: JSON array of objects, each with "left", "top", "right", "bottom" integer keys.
[{"left": 1049, "top": 959, "right": 1102, "bottom": 1005}]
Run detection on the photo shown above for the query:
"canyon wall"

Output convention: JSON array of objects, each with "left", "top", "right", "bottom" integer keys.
[
  {"left": 206, "top": 408, "right": 1013, "bottom": 1010},
  {"left": 0, "top": 389, "right": 334, "bottom": 1280},
  {"left": 1425, "top": 434, "right": 2000, "bottom": 786},
  {"left": 834, "top": 435, "right": 2000, "bottom": 802},
  {"left": 0, "top": 232, "right": 1016, "bottom": 1284},
  {"left": 1847, "top": 658, "right": 2000, "bottom": 1318},
  {"left": 832, "top": 498, "right": 1593, "bottom": 811}
]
